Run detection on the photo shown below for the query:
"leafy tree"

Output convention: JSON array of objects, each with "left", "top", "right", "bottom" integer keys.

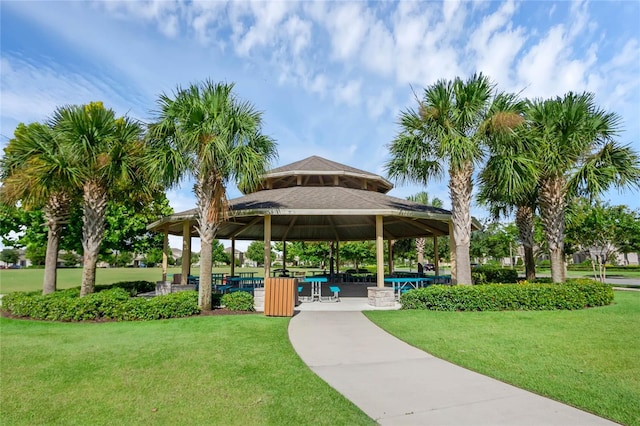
[
  {"left": 566, "top": 200, "right": 640, "bottom": 280},
  {"left": 246, "top": 240, "right": 272, "bottom": 266},
  {"left": 0, "top": 204, "right": 47, "bottom": 249},
  {"left": 612, "top": 206, "right": 640, "bottom": 262},
  {"left": 211, "top": 240, "right": 229, "bottom": 265},
  {"left": 527, "top": 92, "right": 640, "bottom": 282},
  {"left": 566, "top": 200, "right": 616, "bottom": 281},
  {"left": 52, "top": 102, "right": 153, "bottom": 296},
  {"left": 60, "top": 251, "right": 81, "bottom": 267},
  {"left": 0, "top": 248, "right": 20, "bottom": 265},
  {"left": 143, "top": 248, "right": 174, "bottom": 267},
  {"left": 0, "top": 122, "right": 77, "bottom": 293},
  {"left": 101, "top": 194, "right": 173, "bottom": 257},
  {"left": 25, "top": 244, "right": 46, "bottom": 266},
  {"left": 148, "top": 81, "right": 277, "bottom": 310},
  {"left": 406, "top": 192, "right": 443, "bottom": 266},
  {"left": 339, "top": 241, "right": 375, "bottom": 270},
  {"left": 387, "top": 74, "right": 513, "bottom": 284},
  {"left": 273, "top": 241, "right": 297, "bottom": 264}
]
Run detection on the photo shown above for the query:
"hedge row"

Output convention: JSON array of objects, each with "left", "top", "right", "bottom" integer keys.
[
  {"left": 400, "top": 279, "right": 614, "bottom": 311},
  {"left": 2, "top": 288, "right": 200, "bottom": 321},
  {"left": 221, "top": 292, "right": 254, "bottom": 311},
  {"left": 94, "top": 280, "right": 157, "bottom": 295},
  {"left": 471, "top": 266, "right": 519, "bottom": 284}
]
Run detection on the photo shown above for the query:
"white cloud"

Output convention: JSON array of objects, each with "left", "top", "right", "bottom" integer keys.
[
  {"left": 284, "top": 15, "right": 312, "bottom": 56},
  {"left": 334, "top": 80, "right": 362, "bottom": 107},
  {"left": 232, "top": 1, "right": 292, "bottom": 56}
]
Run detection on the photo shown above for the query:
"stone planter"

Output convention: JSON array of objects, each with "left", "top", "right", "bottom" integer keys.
[
  {"left": 367, "top": 287, "right": 396, "bottom": 307},
  {"left": 155, "top": 281, "right": 172, "bottom": 296}
]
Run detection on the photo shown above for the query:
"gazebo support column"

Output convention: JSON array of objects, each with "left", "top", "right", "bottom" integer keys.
[
  {"left": 376, "top": 215, "right": 384, "bottom": 288},
  {"left": 263, "top": 215, "right": 271, "bottom": 278},
  {"left": 180, "top": 221, "right": 191, "bottom": 285},
  {"left": 449, "top": 221, "right": 456, "bottom": 284},
  {"left": 369, "top": 215, "right": 395, "bottom": 307},
  {"left": 387, "top": 240, "right": 394, "bottom": 275},
  {"left": 162, "top": 225, "right": 169, "bottom": 282},
  {"left": 434, "top": 235, "right": 440, "bottom": 275},
  {"left": 283, "top": 241, "right": 287, "bottom": 272},
  {"left": 231, "top": 239, "right": 236, "bottom": 277}
]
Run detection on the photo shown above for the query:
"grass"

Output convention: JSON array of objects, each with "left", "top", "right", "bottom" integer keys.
[
  {"left": 0, "top": 315, "right": 374, "bottom": 426},
  {"left": 541, "top": 268, "right": 640, "bottom": 279},
  {"left": 365, "top": 291, "right": 640, "bottom": 426},
  {"left": 0, "top": 266, "right": 257, "bottom": 294}
]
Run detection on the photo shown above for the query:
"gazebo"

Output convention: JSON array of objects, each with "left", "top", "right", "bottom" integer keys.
[{"left": 148, "top": 156, "right": 478, "bottom": 305}]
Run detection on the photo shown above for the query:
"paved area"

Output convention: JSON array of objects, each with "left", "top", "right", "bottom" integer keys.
[
  {"left": 295, "top": 297, "right": 400, "bottom": 312},
  {"left": 288, "top": 311, "right": 617, "bottom": 425}
]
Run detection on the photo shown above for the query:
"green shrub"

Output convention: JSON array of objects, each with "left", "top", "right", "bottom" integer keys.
[
  {"left": 472, "top": 266, "right": 518, "bottom": 284},
  {"left": 538, "top": 260, "right": 551, "bottom": 268},
  {"left": 1, "top": 288, "right": 200, "bottom": 321},
  {"left": 95, "top": 280, "right": 156, "bottom": 296},
  {"left": 400, "top": 280, "right": 613, "bottom": 311},
  {"left": 221, "top": 292, "right": 254, "bottom": 311},
  {"left": 471, "top": 271, "right": 487, "bottom": 284}
]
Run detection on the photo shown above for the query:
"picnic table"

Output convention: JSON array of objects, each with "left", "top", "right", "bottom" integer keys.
[{"left": 384, "top": 277, "right": 434, "bottom": 298}]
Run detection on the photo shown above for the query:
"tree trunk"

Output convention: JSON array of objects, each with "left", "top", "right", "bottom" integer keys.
[
  {"left": 195, "top": 172, "right": 225, "bottom": 310},
  {"left": 539, "top": 176, "right": 567, "bottom": 283},
  {"left": 80, "top": 181, "right": 108, "bottom": 297},
  {"left": 449, "top": 162, "right": 473, "bottom": 285},
  {"left": 515, "top": 205, "right": 536, "bottom": 281},
  {"left": 199, "top": 237, "right": 213, "bottom": 310},
  {"left": 549, "top": 247, "right": 564, "bottom": 283},
  {"left": 43, "top": 223, "right": 62, "bottom": 295},
  {"left": 416, "top": 237, "right": 425, "bottom": 265},
  {"left": 42, "top": 193, "right": 71, "bottom": 295}
]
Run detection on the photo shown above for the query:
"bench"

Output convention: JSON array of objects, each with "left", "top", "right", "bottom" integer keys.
[{"left": 326, "top": 285, "right": 340, "bottom": 302}]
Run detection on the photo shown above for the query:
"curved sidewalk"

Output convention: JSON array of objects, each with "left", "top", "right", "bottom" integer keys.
[{"left": 288, "top": 311, "right": 617, "bottom": 425}]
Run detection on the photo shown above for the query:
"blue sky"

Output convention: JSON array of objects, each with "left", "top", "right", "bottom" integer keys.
[{"left": 1, "top": 0, "right": 639, "bottom": 252}]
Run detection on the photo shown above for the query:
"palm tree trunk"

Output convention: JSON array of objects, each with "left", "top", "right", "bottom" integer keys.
[
  {"left": 43, "top": 223, "right": 62, "bottom": 295},
  {"left": 42, "top": 193, "right": 70, "bottom": 295},
  {"left": 449, "top": 163, "right": 473, "bottom": 285},
  {"left": 539, "top": 176, "right": 566, "bottom": 283},
  {"left": 515, "top": 205, "right": 536, "bottom": 281},
  {"left": 199, "top": 237, "right": 213, "bottom": 310},
  {"left": 80, "top": 181, "right": 108, "bottom": 297},
  {"left": 195, "top": 172, "right": 224, "bottom": 310}
]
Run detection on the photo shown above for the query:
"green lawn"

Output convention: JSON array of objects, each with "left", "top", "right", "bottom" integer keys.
[
  {"left": 539, "top": 268, "right": 640, "bottom": 279},
  {"left": 0, "top": 315, "right": 374, "bottom": 426},
  {"left": 365, "top": 291, "right": 640, "bottom": 426},
  {"left": 0, "top": 266, "right": 266, "bottom": 294}
]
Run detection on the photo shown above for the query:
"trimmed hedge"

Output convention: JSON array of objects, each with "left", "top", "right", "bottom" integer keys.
[
  {"left": 471, "top": 266, "right": 519, "bottom": 284},
  {"left": 399, "top": 279, "right": 614, "bottom": 311},
  {"left": 221, "top": 292, "right": 254, "bottom": 311},
  {"left": 2, "top": 288, "right": 200, "bottom": 321},
  {"left": 95, "top": 280, "right": 157, "bottom": 295}
]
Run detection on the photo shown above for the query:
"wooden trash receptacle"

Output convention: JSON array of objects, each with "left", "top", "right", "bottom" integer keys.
[{"left": 264, "top": 277, "right": 297, "bottom": 317}]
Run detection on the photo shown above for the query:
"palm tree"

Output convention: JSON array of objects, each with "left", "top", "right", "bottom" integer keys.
[
  {"left": 407, "top": 191, "right": 443, "bottom": 266},
  {"left": 147, "top": 81, "right": 277, "bottom": 310},
  {"left": 386, "top": 74, "right": 495, "bottom": 285},
  {"left": 527, "top": 92, "right": 640, "bottom": 282},
  {"left": 0, "top": 122, "right": 77, "bottom": 294},
  {"left": 477, "top": 93, "right": 540, "bottom": 280},
  {"left": 52, "top": 102, "right": 147, "bottom": 296}
]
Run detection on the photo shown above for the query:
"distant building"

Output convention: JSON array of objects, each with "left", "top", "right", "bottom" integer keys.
[{"left": 225, "top": 247, "right": 250, "bottom": 266}]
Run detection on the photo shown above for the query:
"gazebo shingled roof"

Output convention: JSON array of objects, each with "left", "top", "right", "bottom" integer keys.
[{"left": 148, "top": 155, "right": 478, "bottom": 241}]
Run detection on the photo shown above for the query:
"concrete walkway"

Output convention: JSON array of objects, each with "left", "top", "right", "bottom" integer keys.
[{"left": 288, "top": 311, "right": 617, "bottom": 425}]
